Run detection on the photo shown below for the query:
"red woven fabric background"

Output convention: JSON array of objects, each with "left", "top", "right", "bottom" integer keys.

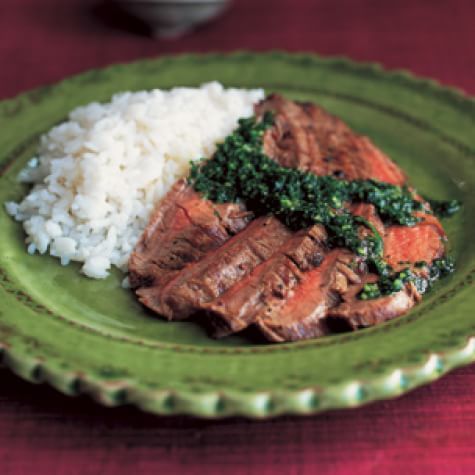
[{"left": 1, "top": 0, "right": 474, "bottom": 473}]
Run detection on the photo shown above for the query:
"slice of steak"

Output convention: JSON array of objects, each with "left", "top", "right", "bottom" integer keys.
[
  {"left": 152, "top": 216, "right": 292, "bottom": 320},
  {"left": 255, "top": 94, "right": 406, "bottom": 185},
  {"left": 255, "top": 250, "right": 359, "bottom": 342},
  {"left": 326, "top": 207, "right": 446, "bottom": 329},
  {"left": 129, "top": 178, "right": 252, "bottom": 318},
  {"left": 327, "top": 274, "right": 421, "bottom": 329},
  {"left": 383, "top": 212, "right": 446, "bottom": 269},
  {"left": 203, "top": 225, "right": 328, "bottom": 337}
]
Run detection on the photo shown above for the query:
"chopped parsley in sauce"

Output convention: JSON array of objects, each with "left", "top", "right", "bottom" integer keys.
[
  {"left": 427, "top": 198, "right": 461, "bottom": 218},
  {"left": 189, "top": 113, "right": 459, "bottom": 300}
]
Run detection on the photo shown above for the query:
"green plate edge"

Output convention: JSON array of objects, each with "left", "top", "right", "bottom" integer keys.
[{"left": 0, "top": 51, "right": 474, "bottom": 418}]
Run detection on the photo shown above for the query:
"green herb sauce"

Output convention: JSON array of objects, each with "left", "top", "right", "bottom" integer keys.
[
  {"left": 427, "top": 198, "right": 461, "bottom": 218},
  {"left": 189, "top": 113, "right": 459, "bottom": 299}
]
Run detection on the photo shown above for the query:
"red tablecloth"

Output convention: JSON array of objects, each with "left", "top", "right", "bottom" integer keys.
[{"left": 1, "top": 0, "right": 474, "bottom": 473}]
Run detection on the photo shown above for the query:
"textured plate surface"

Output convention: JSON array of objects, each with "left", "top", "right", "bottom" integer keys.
[{"left": 0, "top": 52, "right": 474, "bottom": 418}]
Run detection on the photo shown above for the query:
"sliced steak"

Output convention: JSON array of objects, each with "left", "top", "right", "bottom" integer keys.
[
  {"left": 211, "top": 204, "right": 445, "bottom": 341},
  {"left": 129, "top": 178, "right": 252, "bottom": 318},
  {"left": 325, "top": 209, "right": 445, "bottom": 330},
  {"left": 256, "top": 94, "right": 406, "bottom": 185},
  {"left": 383, "top": 212, "right": 446, "bottom": 269},
  {"left": 327, "top": 270, "right": 422, "bottom": 331},
  {"left": 255, "top": 250, "right": 358, "bottom": 342},
  {"left": 130, "top": 95, "right": 450, "bottom": 342},
  {"left": 203, "top": 225, "right": 328, "bottom": 337},
  {"left": 149, "top": 216, "right": 292, "bottom": 320}
]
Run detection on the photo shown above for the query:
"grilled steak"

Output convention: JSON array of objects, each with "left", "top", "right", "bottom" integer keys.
[
  {"left": 256, "top": 94, "right": 406, "bottom": 185},
  {"left": 203, "top": 225, "right": 328, "bottom": 337},
  {"left": 129, "top": 95, "right": 448, "bottom": 341},
  {"left": 129, "top": 178, "right": 252, "bottom": 319},
  {"left": 255, "top": 250, "right": 356, "bottom": 341},
  {"left": 153, "top": 216, "right": 292, "bottom": 320},
  {"left": 326, "top": 274, "right": 421, "bottom": 330}
]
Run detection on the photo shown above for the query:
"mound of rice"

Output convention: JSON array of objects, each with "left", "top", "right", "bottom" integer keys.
[{"left": 5, "top": 82, "right": 264, "bottom": 278}]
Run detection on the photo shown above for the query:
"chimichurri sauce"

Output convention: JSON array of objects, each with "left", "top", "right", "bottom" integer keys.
[{"left": 189, "top": 113, "right": 460, "bottom": 299}]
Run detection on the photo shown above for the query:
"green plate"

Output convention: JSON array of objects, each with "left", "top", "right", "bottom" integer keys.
[{"left": 0, "top": 52, "right": 474, "bottom": 418}]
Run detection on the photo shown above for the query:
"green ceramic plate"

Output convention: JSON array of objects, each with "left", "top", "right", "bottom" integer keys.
[{"left": 0, "top": 53, "right": 474, "bottom": 418}]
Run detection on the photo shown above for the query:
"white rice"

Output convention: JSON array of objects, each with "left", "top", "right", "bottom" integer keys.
[{"left": 5, "top": 82, "right": 264, "bottom": 278}]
